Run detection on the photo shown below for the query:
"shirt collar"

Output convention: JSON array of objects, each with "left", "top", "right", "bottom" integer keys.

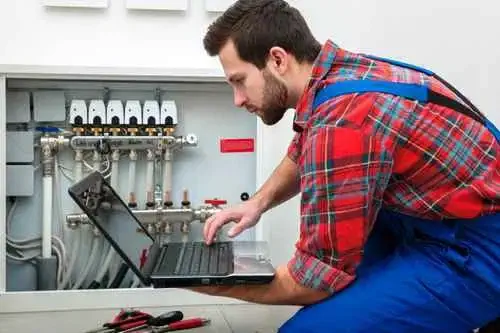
[{"left": 293, "top": 40, "right": 340, "bottom": 132}]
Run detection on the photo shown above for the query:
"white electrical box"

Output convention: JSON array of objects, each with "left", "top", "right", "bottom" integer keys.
[
  {"left": 161, "top": 100, "right": 178, "bottom": 126},
  {"left": 70, "top": 100, "right": 88, "bottom": 125},
  {"left": 126, "top": 0, "right": 188, "bottom": 11},
  {"left": 205, "top": 0, "right": 234, "bottom": 12},
  {"left": 88, "top": 100, "right": 106, "bottom": 125},
  {"left": 106, "top": 100, "right": 125, "bottom": 125},
  {"left": 143, "top": 100, "right": 161, "bottom": 126},
  {"left": 0, "top": 67, "right": 260, "bottom": 314},
  {"left": 42, "top": 0, "right": 109, "bottom": 8},
  {"left": 33, "top": 91, "right": 66, "bottom": 122},
  {"left": 6, "top": 92, "right": 30, "bottom": 124},
  {"left": 125, "top": 100, "right": 143, "bottom": 125}
]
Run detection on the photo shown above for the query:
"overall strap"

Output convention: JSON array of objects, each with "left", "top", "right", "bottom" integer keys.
[
  {"left": 313, "top": 55, "right": 499, "bottom": 143},
  {"left": 485, "top": 118, "right": 500, "bottom": 143}
]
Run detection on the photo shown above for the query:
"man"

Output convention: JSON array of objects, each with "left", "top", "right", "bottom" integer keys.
[{"left": 194, "top": 0, "right": 500, "bottom": 332}]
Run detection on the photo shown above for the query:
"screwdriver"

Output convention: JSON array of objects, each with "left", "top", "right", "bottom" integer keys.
[
  {"left": 152, "top": 318, "right": 211, "bottom": 332},
  {"left": 121, "top": 311, "right": 184, "bottom": 333}
]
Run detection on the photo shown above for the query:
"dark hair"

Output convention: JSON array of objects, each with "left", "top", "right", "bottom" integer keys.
[{"left": 203, "top": 0, "right": 321, "bottom": 69}]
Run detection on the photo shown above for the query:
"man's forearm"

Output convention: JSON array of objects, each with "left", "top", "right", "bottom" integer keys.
[
  {"left": 197, "top": 265, "right": 331, "bottom": 306},
  {"left": 252, "top": 156, "right": 300, "bottom": 213}
]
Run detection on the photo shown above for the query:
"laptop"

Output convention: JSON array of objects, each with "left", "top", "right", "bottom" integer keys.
[{"left": 68, "top": 170, "right": 275, "bottom": 288}]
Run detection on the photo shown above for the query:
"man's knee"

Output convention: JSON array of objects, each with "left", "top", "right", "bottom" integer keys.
[
  {"left": 278, "top": 308, "right": 311, "bottom": 333},
  {"left": 278, "top": 302, "right": 348, "bottom": 333}
]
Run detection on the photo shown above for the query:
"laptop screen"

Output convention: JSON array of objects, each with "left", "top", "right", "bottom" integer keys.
[{"left": 69, "top": 171, "right": 155, "bottom": 283}]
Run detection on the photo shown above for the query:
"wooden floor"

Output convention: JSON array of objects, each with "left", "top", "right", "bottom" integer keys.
[{"left": 0, "top": 304, "right": 300, "bottom": 333}]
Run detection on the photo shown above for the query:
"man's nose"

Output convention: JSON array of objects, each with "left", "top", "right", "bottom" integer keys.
[{"left": 234, "top": 90, "right": 246, "bottom": 108}]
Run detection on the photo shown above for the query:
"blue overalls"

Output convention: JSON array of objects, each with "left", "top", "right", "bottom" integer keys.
[{"left": 279, "top": 56, "right": 500, "bottom": 333}]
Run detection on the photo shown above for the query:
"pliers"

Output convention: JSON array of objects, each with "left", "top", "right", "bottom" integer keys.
[{"left": 85, "top": 309, "right": 183, "bottom": 333}]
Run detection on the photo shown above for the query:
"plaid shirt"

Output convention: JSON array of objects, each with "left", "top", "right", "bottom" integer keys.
[{"left": 287, "top": 40, "right": 500, "bottom": 293}]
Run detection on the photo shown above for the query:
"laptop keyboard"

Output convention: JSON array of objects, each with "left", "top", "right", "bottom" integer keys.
[{"left": 156, "top": 241, "right": 234, "bottom": 276}]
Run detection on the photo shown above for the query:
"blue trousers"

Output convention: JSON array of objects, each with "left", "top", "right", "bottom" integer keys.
[{"left": 279, "top": 209, "right": 500, "bottom": 332}]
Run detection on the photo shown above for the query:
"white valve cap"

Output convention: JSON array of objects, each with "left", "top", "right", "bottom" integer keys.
[{"left": 185, "top": 134, "right": 198, "bottom": 145}]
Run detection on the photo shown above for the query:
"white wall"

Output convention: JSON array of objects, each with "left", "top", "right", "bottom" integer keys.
[
  {"left": 0, "top": 0, "right": 221, "bottom": 69},
  {"left": 1, "top": 0, "right": 499, "bottom": 268},
  {"left": 0, "top": 0, "right": 498, "bottom": 116}
]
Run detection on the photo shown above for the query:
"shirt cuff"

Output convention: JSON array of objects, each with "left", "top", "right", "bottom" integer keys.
[{"left": 287, "top": 249, "right": 356, "bottom": 294}]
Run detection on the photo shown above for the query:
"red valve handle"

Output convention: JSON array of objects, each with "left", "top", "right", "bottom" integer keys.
[{"left": 204, "top": 199, "right": 227, "bottom": 206}]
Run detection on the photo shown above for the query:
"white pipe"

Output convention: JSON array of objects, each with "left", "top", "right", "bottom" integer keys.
[
  {"left": 128, "top": 150, "right": 137, "bottom": 205},
  {"left": 96, "top": 150, "right": 120, "bottom": 285},
  {"left": 93, "top": 150, "right": 101, "bottom": 172},
  {"left": 163, "top": 149, "right": 173, "bottom": 201},
  {"left": 146, "top": 149, "right": 154, "bottom": 204},
  {"left": 111, "top": 150, "right": 120, "bottom": 189},
  {"left": 131, "top": 276, "right": 141, "bottom": 288},
  {"left": 74, "top": 151, "right": 83, "bottom": 182},
  {"left": 42, "top": 176, "right": 53, "bottom": 259},
  {"left": 59, "top": 230, "right": 81, "bottom": 289},
  {"left": 95, "top": 247, "right": 115, "bottom": 283},
  {"left": 72, "top": 236, "right": 101, "bottom": 289}
]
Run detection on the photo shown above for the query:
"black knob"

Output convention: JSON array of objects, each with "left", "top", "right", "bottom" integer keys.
[
  {"left": 74, "top": 116, "right": 83, "bottom": 126},
  {"left": 240, "top": 192, "right": 250, "bottom": 201},
  {"left": 165, "top": 116, "right": 173, "bottom": 126},
  {"left": 93, "top": 116, "right": 102, "bottom": 125}
]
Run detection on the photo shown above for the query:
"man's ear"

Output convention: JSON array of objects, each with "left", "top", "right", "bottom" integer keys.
[{"left": 268, "top": 46, "right": 288, "bottom": 75}]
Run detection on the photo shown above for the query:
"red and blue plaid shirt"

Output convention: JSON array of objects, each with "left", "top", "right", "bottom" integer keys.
[{"left": 287, "top": 40, "right": 500, "bottom": 293}]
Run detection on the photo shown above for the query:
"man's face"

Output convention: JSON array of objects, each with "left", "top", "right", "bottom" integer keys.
[{"left": 219, "top": 40, "right": 289, "bottom": 125}]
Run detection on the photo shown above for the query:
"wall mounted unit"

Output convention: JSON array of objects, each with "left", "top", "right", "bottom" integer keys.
[
  {"left": 126, "top": 0, "right": 188, "bottom": 11},
  {"left": 205, "top": 0, "right": 233, "bottom": 13},
  {"left": 42, "top": 0, "right": 109, "bottom": 8}
]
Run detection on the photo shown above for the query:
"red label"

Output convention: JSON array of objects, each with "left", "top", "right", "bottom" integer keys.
[{"left": 220, "top": 138, "right": 255, "bottom": 153}]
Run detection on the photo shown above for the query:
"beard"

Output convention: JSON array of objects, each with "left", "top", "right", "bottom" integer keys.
[{"left": 259, "top": 69, "right": 289, "bottom": 125}]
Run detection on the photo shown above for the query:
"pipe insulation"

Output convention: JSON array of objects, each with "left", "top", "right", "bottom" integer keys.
[
  {"left": 163, "top": 149, "right": 173, "bottom": 201},
  {"left": 74, "top": 150, "right": 83, "bottom": 182},
  {"left": 42, "top": 176, "right": 53, "bottom": 259},
  {"left": 58, "top": 229, "right": 81, "bottom": 290},
  {"left": 95, "top": 149, "right": 120, "bottom": 286},
  {"left": 93, "top": 150, "right": 101, "bottom": 172},
  {"left": 72, "top": 236, "right": 101, "bottom": 290},
  {"left": 128, "top": 150, "right": 137, "bottom": 204},
  {"left": 111, "top": 150, "right": 120, "bottom": 189},
  {"left": 41, "top": 143, "right": 55, "bottom": 259},
  {"left": 146, "top": 150, "right": 154, "bottom": 203},
  {"left": 95, "top": 247, "right": 115, "bottom": 283}
]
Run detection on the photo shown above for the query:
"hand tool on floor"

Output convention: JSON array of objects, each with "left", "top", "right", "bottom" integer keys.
[
  {"left": 150, "top": 318, "right": 211, "bottom": 332},
  {"left": 85, "top": 309, "right": 153, "bottom": 333},
  {"left": 120, "top": 311, "right": 184, "bottom": 333}
]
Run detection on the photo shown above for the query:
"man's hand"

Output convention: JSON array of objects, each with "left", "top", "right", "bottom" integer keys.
[
  {"left": 203, "top": 199, "right": 264, "bottom": 245},
  {"left": 187, "top": 265, "right": 331, "bottom": 306}
]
